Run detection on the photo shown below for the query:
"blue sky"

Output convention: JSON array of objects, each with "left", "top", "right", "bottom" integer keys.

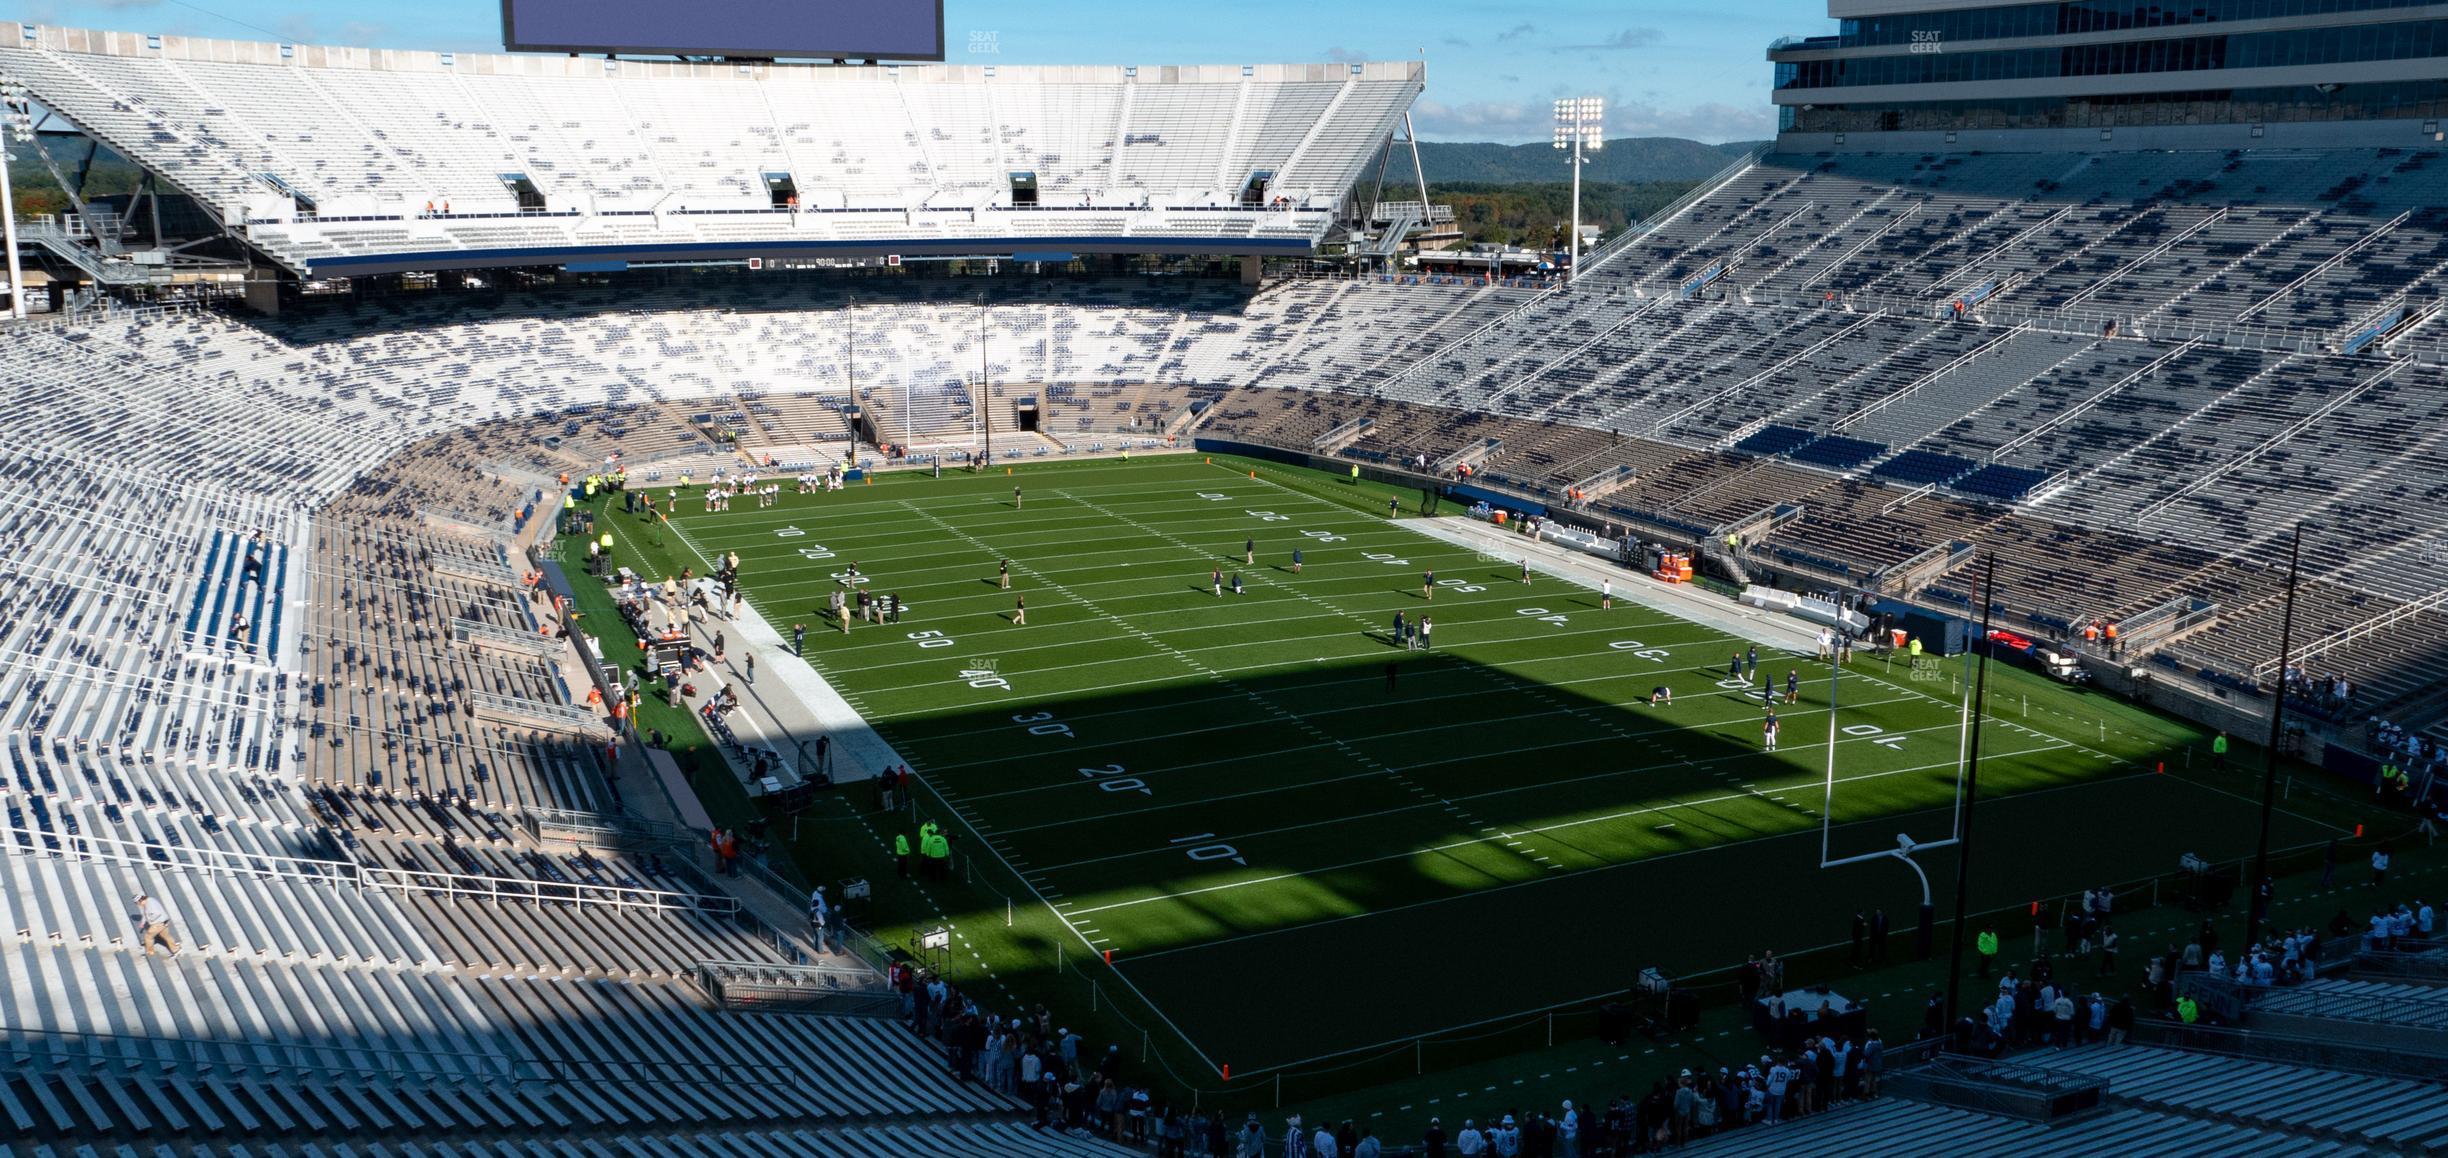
[{"left": 26, "top": 0, "right": 1830, "bottom": 142}]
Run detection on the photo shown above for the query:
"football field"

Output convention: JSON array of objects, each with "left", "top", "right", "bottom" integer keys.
[{"left": 615, "top": 454, "right": 2339, "bottom": 1075}]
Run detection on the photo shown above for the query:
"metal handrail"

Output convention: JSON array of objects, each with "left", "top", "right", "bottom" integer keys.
[
  {"left": 2251, "top": 585, "right": 2448, "bottom": 680},
  {"left": 2182, "top": 970, "right": 2448, "bottom": 1028},
  {"left": 2137, "top": 1019, "right": 2448, "bottom": 1081},
  {"left": 519, "top": 805, "right": 695, "bottom": 846},
  {"left": 1, "top": 822, "right": 357, "bottom": 884},
  {"left": 6, "top": 818, "right": 747, "bottom": 914},
  {"left": 696, "top": 957, "right": 893, "bottom": 993},
  {"left": 360, "top": 865, "right": 741, "bottom": 915}
]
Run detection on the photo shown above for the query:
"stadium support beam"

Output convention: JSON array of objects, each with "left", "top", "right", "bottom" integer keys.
[
  {"left": 25, "top": 115, "right": 96, "bottom": 221},
  {"left": 1365, "top": 133, "right": 1393, "bottom": 226},
  {"left": 1240, "top": 256, "right": 1262, "bottom": 287},
  {"left": 0, "top": 135, "right": 22, "bottom": 320},
  {"left": 1404, "top": 111, "right": 1430, "bottom": 236},
  {"left": 242, "top": 266, "right": 283, "bottom": 316}
]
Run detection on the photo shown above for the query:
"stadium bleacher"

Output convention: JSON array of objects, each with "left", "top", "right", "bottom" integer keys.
[
  {"left": 0, "top": 25, "right": 1419, "bottom": 274},
  {"left": 1, "top": 428, "right": 1134, "bottom": 1150}
]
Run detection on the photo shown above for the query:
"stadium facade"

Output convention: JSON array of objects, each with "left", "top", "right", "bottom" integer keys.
[{"left": 1770, "top": 0, "right": 2448, "bottom": 150}]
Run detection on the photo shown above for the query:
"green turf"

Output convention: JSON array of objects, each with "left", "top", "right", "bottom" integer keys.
[{"left": 590, "top": 453, "right": 2345, "bottom": 1080}]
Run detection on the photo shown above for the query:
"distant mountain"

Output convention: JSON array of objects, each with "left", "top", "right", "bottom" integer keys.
[{"left": 1412, "top": 138, "right": 1765, "bottom": 185}]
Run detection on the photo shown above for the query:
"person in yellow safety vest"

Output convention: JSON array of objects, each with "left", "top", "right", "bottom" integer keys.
[
  {"left": 1908, "top": 637, "right": 1923, "bottom": 658},
  {"left": 2211, "top": 732, "right": 2229, "bottom": 771},
  {"left": 893, "top": 832, "right": 911, "bottom": 877},
  {"left": 1976, "top": 927, "right": 1999, "bottom": 977},
  {"left": 921, "top": 830, "right": 952, "bottom": 879},
  {"left": 2177, "top": 996, "right": 2199, "bottom": 1024}
]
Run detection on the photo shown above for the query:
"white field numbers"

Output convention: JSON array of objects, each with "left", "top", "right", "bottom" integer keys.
[
  {"left": 1171, "top": 832, "right": 1245, "bottom": 866},
  {"left": 1012, "top": 713, "right": 1151, "bottom": 795},
  {"left": 1844, "top": 722, "right": 1908, "bottom": 750},
  {"left": 908, "top": 630, "right": 956, "bottom": 649},
  {"left": 774, "top": 526, "right": 838, "bottom": 563},
  {"left": 960, "top": 669, "right": 1009, "bottom": 690},
  {"left": 1078, "top": 762, "right": 1150, "bottom": 795},
  {"left": 1012, "top": 710, "right": 1073, "bottom": 739},
  {"left": 1610, "top": 640, "right": 1672, "bottom": 661},
  {"left": 1516, "top": 606, "right": 1569, "bottom": 626}
]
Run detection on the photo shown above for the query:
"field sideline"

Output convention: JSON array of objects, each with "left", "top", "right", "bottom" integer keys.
[{"left": 608, "top": 453, "right": 2340, "bottom": 1075}]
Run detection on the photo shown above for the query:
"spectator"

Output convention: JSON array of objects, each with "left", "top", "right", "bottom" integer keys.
[{"left": 129, "top": 893, "right": 178, "bottom": 957}]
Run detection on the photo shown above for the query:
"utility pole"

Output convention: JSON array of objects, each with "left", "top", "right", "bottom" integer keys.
[
  {"left": 1942, "top": 554, "right": 2000, "bottom": 1036},
  {"left": 2244, "top": 522, "right": 2304, "bottom": 953},
  {"left": 844, "top": 297, "right": 857, "bottom": 469},
  {"left": 978, "top": 297, "right": 993, "bottom": 469}
]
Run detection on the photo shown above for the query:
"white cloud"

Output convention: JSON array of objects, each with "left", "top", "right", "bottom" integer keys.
[{"left": 1560, "top": 27, "right": 1663, "bottom": 52}]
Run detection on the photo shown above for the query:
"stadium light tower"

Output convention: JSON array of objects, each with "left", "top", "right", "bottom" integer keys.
[{"left": 1552, "top": 96, "right": 1603, "bottom": 285}]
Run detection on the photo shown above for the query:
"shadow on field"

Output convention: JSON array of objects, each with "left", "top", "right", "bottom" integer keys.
[{"left": 780, "top": 636, "right": 2341, "bottom": 1072}]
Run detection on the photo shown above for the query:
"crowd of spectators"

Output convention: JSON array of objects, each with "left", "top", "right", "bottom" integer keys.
[
  {"left": 2371, "top": 718, "right": 2445, "bottom": 807},
  {"left": 884, "top": 945, "right": 1898, "bottom": 1156},
  {"left": 870, "top": 865, "right": 2446, "bottom": 1155},
  {"left": 2280, "top": 664, "right": 2353, "bottom": 714}
]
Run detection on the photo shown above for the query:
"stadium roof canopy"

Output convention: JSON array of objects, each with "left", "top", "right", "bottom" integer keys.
[{"left": 0, "top": 24, "right": 1423, "bottom": 277}]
